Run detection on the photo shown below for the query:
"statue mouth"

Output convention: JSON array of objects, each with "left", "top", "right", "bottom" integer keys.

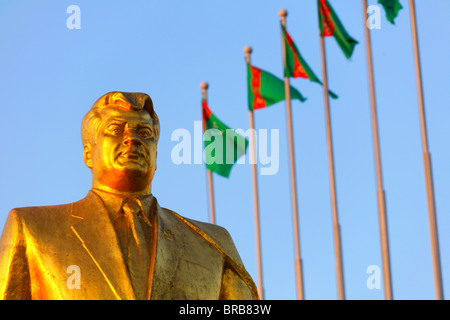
[
  {"left": 124, "top": 152, "right": 141, "bottom": 160},
  {"left": 118, "top": 150, "right": 146, "bottom": 161}
]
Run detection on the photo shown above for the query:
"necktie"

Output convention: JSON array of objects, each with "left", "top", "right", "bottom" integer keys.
[{"left": 122, "top": 198, "right": 150, "bottom": 299}]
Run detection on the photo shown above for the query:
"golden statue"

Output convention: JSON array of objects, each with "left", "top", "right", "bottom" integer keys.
[{"left": 0, "top": 92, "right": 259, "bottom": 300}]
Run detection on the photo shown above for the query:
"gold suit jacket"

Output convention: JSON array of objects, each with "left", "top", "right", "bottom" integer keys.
[{"left": 0, "top": 191, "right": 259, "bottom": 300}]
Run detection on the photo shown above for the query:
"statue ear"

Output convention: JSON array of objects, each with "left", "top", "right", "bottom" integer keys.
[{"left": 83, "top": 144, "right": 93, "bottom": 168}]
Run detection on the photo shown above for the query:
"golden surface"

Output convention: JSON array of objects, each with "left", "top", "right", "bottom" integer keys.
[{"left": 0, "top": 92, "right": 259, "bottom": 300}]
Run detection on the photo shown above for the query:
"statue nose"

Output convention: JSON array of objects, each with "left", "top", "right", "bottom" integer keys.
[{"left": 123, "top": 130, "right": 142, "bottom": 146}]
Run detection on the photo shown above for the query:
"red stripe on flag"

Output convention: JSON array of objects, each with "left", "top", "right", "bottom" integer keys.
[
  {"left": 284, "top": 29, "right": 308, "bottom": 78},
  {"left": 202, "top": 99, "right": 212, "bottom": 131},
  {"left": 319, "top": 0, "right": 335, "bottom": 37},
  {"left": 250, "top": 65, "right": 266, "bottom": 109}
]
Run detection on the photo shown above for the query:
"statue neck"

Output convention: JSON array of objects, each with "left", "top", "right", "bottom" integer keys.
[{"left": 91, "top": 181, "right": 152, "bottom": 198}]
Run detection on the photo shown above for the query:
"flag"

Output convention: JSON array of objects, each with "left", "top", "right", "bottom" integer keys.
[
  {"left": 318, "top": 0, "right": 358, "bottom": 59},
  {"left": 202, "top": 99, "right": 249, "bottom": 178},
  {"left": 378, "top": 0, "right": 402, "bottom": 24},
  {"left": 247, "top": 63, "right": 306, "bottom": 110},
  {"left": 281, "top": 24, "right": 338, "bottom": 99}
]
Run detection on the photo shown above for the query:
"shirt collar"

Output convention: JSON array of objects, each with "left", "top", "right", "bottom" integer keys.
[{"left": 91, "top": 188, "right": 155, "bottom": 221}]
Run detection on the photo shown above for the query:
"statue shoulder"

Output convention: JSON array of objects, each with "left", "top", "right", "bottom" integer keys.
[
  {"left": 0, "top": 202, "right": 74, "bottom": 251},
  {"left": 160, "top": 208, "right": 260, "bottom": 300},
  {"left": 7, "top": 203, "right": 72, "bottom": 222},
  {"left": 5, "top": 192, "right": 96, "bottom": 221},
  {"left": 186, "top": 218, "right": 245, "bottom": 264},
  {"left": 161, "top": 207, "right": 243, "bottom": 263},
  {"left": 3, "top": 196, "right": 90, "bottom": 233}
]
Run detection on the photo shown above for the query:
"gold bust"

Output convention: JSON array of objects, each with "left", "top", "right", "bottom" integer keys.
[{"left": 0, "top": 92, "right": 259, "bottom": 300}]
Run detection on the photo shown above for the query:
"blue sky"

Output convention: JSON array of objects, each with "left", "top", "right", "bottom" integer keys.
[{"left": 1, "top": 0, "right": 449, "bottom": 300}]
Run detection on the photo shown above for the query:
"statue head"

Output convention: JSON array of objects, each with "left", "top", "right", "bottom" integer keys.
[{"left": 81, "top": 92, "right": 160, "bottom": 195}]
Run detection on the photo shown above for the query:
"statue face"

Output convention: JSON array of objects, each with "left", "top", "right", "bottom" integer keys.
[{"left": 88, "top": 106, "right": 157, "bottom": 192}]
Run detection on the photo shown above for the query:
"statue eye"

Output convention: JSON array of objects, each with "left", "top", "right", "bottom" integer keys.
[
  {"left": 138, "top": 128, "right": 153, "bottom": 139},
  {"left": 108, "top": 125, "right": 123, "bottom": 135}
]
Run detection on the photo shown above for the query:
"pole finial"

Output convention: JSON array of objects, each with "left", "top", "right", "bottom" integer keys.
[
  {"left": 200, "top": 81, "right": 209, "bottom": 91},
  {"left": 243, "top": 46, "right": 252, "bottom": 55},
  {"left": 279, "top": 8, "right": 287, "bottom": 18},
  {"left": 244, "top": 46, "right": 252, "bottom": 64}
]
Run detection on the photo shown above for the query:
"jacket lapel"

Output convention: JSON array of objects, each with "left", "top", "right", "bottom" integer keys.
[
  {"left": 148, "top": 201, "right": 185, "bottom": 300},
  {"left": 149, "top": 204, "right": 227, "bottom": 299},
  {"left": 70, "top": 191, "right": 135, "bottom": 300}
]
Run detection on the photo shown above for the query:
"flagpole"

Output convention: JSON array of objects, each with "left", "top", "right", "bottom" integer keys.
[
  {"left": 201, "top": 81, "right": 216, "bottom": 225},
  {"left": 409, "top": 0, "right": 443, "bottom": 300},
  {"left": 279, "top": 9, "right": 305, "bottom": 301},
  {"left": 244, "top": 45, "right": 264, "bottom": 300},
  {"left": 319, "top": 30, "right": 345, "bottom": 300},
  {"left": 361, "top": 0, "right": 393, "bottom": 300}
]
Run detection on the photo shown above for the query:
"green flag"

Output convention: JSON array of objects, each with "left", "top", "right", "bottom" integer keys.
[
  {"left": 247, "top": 63, "right": 306, "bottom": 110},
  {"left": 281, "top": 24, "right": 338, "bottom": 99},
  {"left": 378, "top": 0, "right": 403, "bottom": 24},
  {"left": 318, "top": 0, "right": 358, "bottom": 59},
  {"left": 202, "top": 99, "right": 248, "bottom": 178}
]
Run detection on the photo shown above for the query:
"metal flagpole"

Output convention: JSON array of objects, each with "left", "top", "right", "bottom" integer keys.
[
  {"left": 200, "top": 82, "right": 216, "bottom": 225},
  {"left": 319, "top": 29, "right": 346, "bottom": 300},
  {"left": 361, "top": 0, "right": 393, "bottom": 300},
  {"left": 409, "top": 0, "right": 443, "bottom": 300},
  {"left": 278, "top": 9, "right": 305, "bottom": 301},
  {"left": 244, "top": 45, "right": 264, "bottom": 300}
]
